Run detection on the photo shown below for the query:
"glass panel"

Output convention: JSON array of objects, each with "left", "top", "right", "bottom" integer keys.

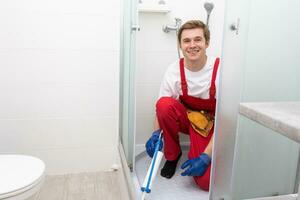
[
  {"left": 231, "top": 0, "right": 300, "bottom": 199},
  {"left": 210, "top": 0, "right": 251, "bottom": 199},
  {"left": 119, "top": 0, "right": 138, "bottom": 167},
  {"left": 233, "top": 117, "right": 299, "bottom": 199},
  {"left": 213, "top": 0, "right": 300, "bottom": 199}
]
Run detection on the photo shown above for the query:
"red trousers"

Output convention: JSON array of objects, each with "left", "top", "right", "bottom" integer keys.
[{"left": 156, "top": 97, "right": 213, "bottom": 191}]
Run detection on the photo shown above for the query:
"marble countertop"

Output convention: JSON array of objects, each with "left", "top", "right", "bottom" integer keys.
[{"left": 239, "top": 102, "right": 300, "bottom": 144}]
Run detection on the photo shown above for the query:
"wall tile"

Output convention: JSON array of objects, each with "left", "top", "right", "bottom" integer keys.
[
  {"left": 135, "top": 114, "right": 155, "bottom": 144},
  {"left": 0, "top": 50, "right": 119, "bottom": 84},
  {"left": 0, "top": 146, "right": 119, "bottom": 174},
  {"left": 0, "top": 84, "right": 119, "bottom": 118},
  {"left": 0, "top": 0, "right": 120, "bottom": 173},
  {"left": 0, "top": 13, "right": 119, "bottom": 50},
  {"left": 0, "top": 117, "right": 118, "bottom": 150},
  {"left": 136, "top": 51, "right": 177, "bottom": 84},
  {"left": 0, "top": 0, "right": 120, "bottom": 17},
  {"left": 136, "top": 83, "right": 159, "bottom": 115}
]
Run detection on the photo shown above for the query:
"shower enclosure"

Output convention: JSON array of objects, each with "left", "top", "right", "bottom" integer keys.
[{"left": 120, "top": 0, "right": 300, "bottom": 199}]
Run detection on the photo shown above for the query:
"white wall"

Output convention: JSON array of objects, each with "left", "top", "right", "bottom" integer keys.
[
  {"left": 135, "top": 0, "right": 225, "bottom": 153},
  {"left": 0, "top": 0, "right": 120, "bottom": 174}
]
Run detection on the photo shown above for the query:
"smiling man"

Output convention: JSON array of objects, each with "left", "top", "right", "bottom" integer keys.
[{"left": 145, "top": 20, "right": 220, "bottom": 191}]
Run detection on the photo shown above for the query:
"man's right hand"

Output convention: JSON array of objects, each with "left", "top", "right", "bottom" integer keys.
[{"left": 145, "top": 129, "right": 163, "bottom": 158}]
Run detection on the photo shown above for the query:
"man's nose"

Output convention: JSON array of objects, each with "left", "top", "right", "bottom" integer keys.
[{"left": 190, "top": 40, "right": 196, "bottom": 46}]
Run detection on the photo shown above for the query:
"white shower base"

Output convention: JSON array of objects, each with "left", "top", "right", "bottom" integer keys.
[{"left": 135, "top": 150, "right": 209, "bottom": 200}]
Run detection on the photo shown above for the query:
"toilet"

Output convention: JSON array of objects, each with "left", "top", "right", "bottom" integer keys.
[{"left": 0, "top": 155, "right": 45, "bottom": 200}]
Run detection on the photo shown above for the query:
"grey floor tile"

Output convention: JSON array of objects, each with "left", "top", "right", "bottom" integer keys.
[
  {"left": 37, "top": 171, "right": 123, "bottom": 200},
  {"left": 37, "top": 175, "right": 67, "bottom": 200}
]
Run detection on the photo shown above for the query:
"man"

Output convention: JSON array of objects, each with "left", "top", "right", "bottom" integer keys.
[{"left": 145, "top": 20, "right": 220, "bottom": 191}]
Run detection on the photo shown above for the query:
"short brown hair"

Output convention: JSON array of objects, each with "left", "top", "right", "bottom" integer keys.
[{"left": 177, "top": 20, "right": 210, "bottom": 44}]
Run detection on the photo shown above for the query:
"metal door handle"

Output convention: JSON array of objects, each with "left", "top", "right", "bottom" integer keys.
[
  {"left": 131, "top": 25, "right": 140, "bottom": 31},
  {"left": 230, "top": 18, "right": 240, "bottom": 35}
]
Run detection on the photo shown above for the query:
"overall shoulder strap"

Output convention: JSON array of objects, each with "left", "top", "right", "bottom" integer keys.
[
  {"left": 209, "top": 57, "right": 220, "bottom": 99},
  {"left": 179, "top": 58, "right": 188, "bottom": 96}
]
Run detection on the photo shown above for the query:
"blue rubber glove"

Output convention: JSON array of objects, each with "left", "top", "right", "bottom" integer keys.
[
  {"left": 180, "top": 153, "right": 211, "bottom": 176},
  {"left": 145, "top": 129, "right": 163, "bottom": 158}
]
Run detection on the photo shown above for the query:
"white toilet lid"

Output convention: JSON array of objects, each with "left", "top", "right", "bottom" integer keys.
[{"left": 0, "top": 155, "right": 45, "bottom": 196}]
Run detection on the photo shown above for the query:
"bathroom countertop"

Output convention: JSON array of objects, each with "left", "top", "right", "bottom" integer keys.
[{"left": 239, "top": 102, "right": 300, "bottom": 144}]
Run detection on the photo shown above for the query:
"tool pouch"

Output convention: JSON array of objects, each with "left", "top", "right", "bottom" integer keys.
[{"left": 187, "top": 109, "right": 214, "bottom": 137}]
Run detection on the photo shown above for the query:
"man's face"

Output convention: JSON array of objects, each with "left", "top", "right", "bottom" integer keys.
[{"left": 180, "top": 28, "right": 209, "bottom": 62}]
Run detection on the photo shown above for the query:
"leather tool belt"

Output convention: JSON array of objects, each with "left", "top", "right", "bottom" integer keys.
[{"left": 187, "top": 109, "right": 214, "bottom": 137}]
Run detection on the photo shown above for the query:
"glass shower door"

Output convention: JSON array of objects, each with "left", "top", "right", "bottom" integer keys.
[
  {"left": 212, "top": 0, "right": 300, "bottom": 199},
  {"left": 119, "top": 0, "right": 138, "bottom": 168},
  {"left": 231, "top": 0, "right": 300, "bottom": 198}
]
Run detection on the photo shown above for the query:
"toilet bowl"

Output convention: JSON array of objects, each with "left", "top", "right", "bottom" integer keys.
[{"left": 0, "top": 155, "right": 45, "bottom": 200}]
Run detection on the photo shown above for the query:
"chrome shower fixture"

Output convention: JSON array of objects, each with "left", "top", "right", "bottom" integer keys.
[
  {"left": 162, "top": 18, "right": 182, "bottom": 33},
  {"left": 163, "top": 18, "right": 182, "bottom": 59},
  {"left": 158, "top": 0, "right": 166, "bottom": 5},
  {"left": 204, "top": 1, "right": 214, "bottom": 27}
]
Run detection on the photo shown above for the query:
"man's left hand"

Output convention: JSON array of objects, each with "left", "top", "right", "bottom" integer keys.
[{"left": 180, "top": 153, "right": 211, "bottom": 176}]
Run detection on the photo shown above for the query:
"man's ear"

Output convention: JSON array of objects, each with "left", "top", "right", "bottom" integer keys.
[{"left": 205, "top": 41, "right": 210, "bottom": 48}]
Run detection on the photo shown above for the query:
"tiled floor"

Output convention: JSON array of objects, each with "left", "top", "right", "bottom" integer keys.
[
  {"left": 135, "top": 151, "right": 209, "bottom": 200},
  {"left": 32, "top": 171, "right": 125, "bottom": 200}
]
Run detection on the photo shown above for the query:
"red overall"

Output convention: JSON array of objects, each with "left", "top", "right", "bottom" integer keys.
[{"left": 156, "top": 57, "right": 220, "bottom": 191}]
